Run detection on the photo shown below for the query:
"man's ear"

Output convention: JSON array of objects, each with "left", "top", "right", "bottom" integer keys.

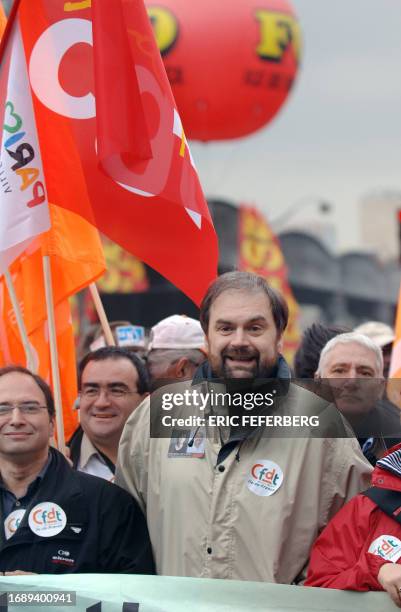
[{"left": 173, "top": 357, "right": 191, "bottom": 379}]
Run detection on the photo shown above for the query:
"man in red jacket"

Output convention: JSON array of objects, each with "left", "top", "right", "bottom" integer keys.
[{"left": 306, "top": 443, "right": 401, "bottom": 608}]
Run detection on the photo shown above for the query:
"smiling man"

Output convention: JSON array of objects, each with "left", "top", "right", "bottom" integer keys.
[
  {"left": 69, "top": 347, "right": 149, "bottom": 481},
  {"left": 116, "top": 271, "right": 371, "bottom": 584},
  {"left": 0, "top": 366, "right": 154, "bottom": 574}
]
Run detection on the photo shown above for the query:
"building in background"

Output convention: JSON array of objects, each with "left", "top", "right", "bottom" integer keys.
[
  {"left": 359, "top": 190, "right": 401, "bottom": 262},
  {"left": 87, "top": 200, "right": 400, "bottom": 353}
]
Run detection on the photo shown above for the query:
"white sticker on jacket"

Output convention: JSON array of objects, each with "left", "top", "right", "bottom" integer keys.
[
  {"left": 246, "top": 460, "right": 283, "bottom": 497},
  {"left": 4, "top": 508, "right": 26, "bottom": 540},
  {"left": 28, "top": 502, "right": 67, "bottom": 538},
  {"left": 368, "top": 535, "right": 401, "bottom": 563}
]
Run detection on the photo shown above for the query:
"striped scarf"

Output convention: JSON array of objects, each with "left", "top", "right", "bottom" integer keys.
[{"left": 377, "top": 449, "right": 401, "bottom": 478}]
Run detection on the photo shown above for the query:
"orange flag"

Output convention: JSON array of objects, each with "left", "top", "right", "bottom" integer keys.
[
  {"left": 0, "top": 206, "right": 106, "bottom": 439},
  {"left": 388, "top": 283, "right": 401, "bottom": 408},
  {"left": 238, "top": 205, "right": 301, "bottom": 365},
  {"left": 0, "top": 1, "right": 106, "bottom": 438},
  {"left": 0, "top": 4, "right": 6, "bottom": 36}
]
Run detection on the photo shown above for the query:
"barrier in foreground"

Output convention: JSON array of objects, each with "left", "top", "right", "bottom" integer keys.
[{"left": 0, "top": 574, "right": 396, "bottom": 612}]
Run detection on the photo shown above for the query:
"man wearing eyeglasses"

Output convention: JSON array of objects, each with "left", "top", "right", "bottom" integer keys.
[
  {"left": 0, "top": 365, "right": 154, "bottom": 574},
  {"left": 69, "top": 347, "right": 149, "bottom": 481}
]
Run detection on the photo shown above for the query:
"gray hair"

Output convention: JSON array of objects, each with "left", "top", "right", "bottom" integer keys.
[
  {"left": 316, "top": 332, "right": 384, "bottom": 376},
  {"left": 147, "top": 348, "right": 205, "bottom": 371}
]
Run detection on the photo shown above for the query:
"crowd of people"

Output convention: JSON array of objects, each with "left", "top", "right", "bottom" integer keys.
[{"left": 1, "top": 271, "right": 401, "bottom": 606}]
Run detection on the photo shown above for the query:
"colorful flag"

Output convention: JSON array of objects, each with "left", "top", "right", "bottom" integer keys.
[
  {"left": 97, "top": 236, "right": 149, "bottom": 294},
  {"left": 0, "top": 2, "right": 49, "bottom": 271},
  {"left": 0, "top": 286, "right": 79, "bottom": 438},
  {"left": 0, "top": 4, "right": 107, "bottom": 438},
  {"left": 388, "top": 284, "right": 401, "bottom": 408},
  {"left": 238, "top": 205, "right": 301, "bottom": 365},
  {"left": 0, "top": 206, "right": 106, "bottom": 438},
  {"left": 10, "top": 0, "right": 217, "bottom": 306},
  {"left": 0, "top": 4, "right": 5, "bottom": 32}
]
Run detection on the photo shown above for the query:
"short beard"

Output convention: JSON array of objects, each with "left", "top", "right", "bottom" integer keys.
[{"left": 217, "top": 347, "right": 277, "bottom": 382}]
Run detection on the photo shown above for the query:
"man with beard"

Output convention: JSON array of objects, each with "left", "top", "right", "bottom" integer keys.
[{"left": 116, "top": 271, "right": 371, "bottom": 583}]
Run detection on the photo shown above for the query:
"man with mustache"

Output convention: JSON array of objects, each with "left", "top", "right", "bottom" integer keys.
[{"left": 116, "top": 271, "right": 371, "bottom": 583}]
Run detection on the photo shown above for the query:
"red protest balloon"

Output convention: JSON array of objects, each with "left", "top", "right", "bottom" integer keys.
[{"left": 146, "top": 0, "right": 301, "bottom": 141}]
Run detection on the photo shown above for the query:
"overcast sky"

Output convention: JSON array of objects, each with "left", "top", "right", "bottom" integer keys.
[{"left": 190, "top": 0, "right": 401, "bottom": 253}]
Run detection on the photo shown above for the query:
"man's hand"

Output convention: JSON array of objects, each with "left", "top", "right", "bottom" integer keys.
[{"left": 378, "top": 563, "right": 401, "bottom": 607}]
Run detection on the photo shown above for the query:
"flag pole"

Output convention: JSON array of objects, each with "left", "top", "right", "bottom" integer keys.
[
  {"left": 42, "top": 255, "right": 65, "bottom": 451},
  {"left": 3, "top": 268, "right": 36, "bottom": 372},
  {"left": 89, "top": 282, "right": 116, "bottom": 346}
]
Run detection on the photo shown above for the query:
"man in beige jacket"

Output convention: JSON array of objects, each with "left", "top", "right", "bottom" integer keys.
[{"left": 116, "top": 271, "right": 371, "bottom": 583}]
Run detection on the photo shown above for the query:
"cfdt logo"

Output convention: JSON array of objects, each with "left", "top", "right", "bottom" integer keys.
[
  {"left": 247, "top": 459, "right": 284, "bottom": 497},
  {"left": 369, "top": 535, "right": 401, "bottom": 563},
  {"left": 28, "top": 502, "right": 67, "bottom": 537},
  {"left": 4, "top": 509, "right": 26, "bottom": 540},
  {"left": 252, "top": 463, "right": 280, "bottom": 485}
]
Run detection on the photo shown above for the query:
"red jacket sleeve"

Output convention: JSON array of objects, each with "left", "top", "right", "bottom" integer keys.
[{"left": 305, "top": 495, "right": 389, "bottom": 591}]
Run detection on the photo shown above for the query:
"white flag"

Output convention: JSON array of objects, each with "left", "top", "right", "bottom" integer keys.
[{"left": 0, "top": 19, "right": 50, "bottom": 271}]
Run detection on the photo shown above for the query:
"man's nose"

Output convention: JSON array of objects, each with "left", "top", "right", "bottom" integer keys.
[
  {"left": 230, "top": 328, "right": 249, "bottom": 347},
  {"left": 9, "top": 407, "right": 26, "bottom": 426},
  {"left": 343, "top": 372, "right": 359, "bottom": 387},
  {"left": 93, "top": 389, "right": 112, "bottom": 407}
]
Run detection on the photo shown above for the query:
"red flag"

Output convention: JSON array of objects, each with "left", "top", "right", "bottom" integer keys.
[{"left": 12, "top": 0, "right": 218, "bottom": 306}]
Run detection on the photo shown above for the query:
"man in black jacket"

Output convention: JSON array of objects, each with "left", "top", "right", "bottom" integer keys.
[{"left": 0, "top": 365, "right": 154, "bottom": 575}]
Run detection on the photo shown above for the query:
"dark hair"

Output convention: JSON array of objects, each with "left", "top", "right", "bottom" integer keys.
[
  {"left": 0, "top": 365, "right": 55, "bottom": 417},
  {"left": 293, "top": 323, "right": 350, "bottom": 378},
  {"left": 78, "top": 346, "right": 149, "bottom": 394},
  {"left": 200, "top": 271, "right": 289, "bottom": 336}
]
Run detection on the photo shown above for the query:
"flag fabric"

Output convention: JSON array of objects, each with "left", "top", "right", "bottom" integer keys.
[
  {"left": 390, "top": 285, "right": 401, "bottom": 379},
  {"left": 0, "top": 284, "right": 79, "bottom": 438},
  {"left": 0, "top": 4, "right": 5, "bottom": 33},
  {"left": 97, "top": 236, "right": 149, "bottom": 294},
  {"left": 0, "top": 205, "right": 106, "bottom": 438},
  {"left": 388, "top": 284, "right": 401, "bottom": 408},
  {"left": 238, "top": 205, "right": 301, "bottom": 365},
  {"left": 0, "top": 7, "right": 106, "bottom": 438},
  {"left": 0, "top": 2, "right": 50, "bottom": 270},
  {"left": 12, "top": 0, "right": 218, "bottom": 306}
]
